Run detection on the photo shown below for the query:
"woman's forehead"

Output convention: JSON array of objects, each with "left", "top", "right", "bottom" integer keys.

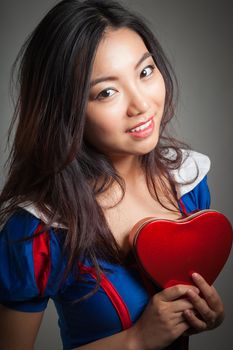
[{"left": 91, "top": 28, "right": 148, "bottom": 77}]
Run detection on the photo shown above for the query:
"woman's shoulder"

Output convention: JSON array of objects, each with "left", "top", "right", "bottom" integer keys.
[
  {"left": 17, "top": 202, "right": 66, "bottom": 228},
  {"left": 0, "top": 206, "right": 65, "bottom": 310},
  {"left": 165, "top": 148, "right": 211, "bottom": 199},
  {"left": 0, "top": 203, "right": 65, "bottom": 240},
  {"left": 0, "top": 206, "right": 41, "bottom": 240}
]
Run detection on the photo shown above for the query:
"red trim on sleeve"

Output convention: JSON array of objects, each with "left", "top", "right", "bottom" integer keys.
[
  {"left": 179, "top": 198, "right": 200, "bottom": 217},
  {"left": 32, "top": 224, "right": 51, "bottom": 296},
  {"left": 79, "top": 263, "right": 132, "bottom": 330},
  {"left": 179, "top": 198, "right": 189, "bottom": 216}
]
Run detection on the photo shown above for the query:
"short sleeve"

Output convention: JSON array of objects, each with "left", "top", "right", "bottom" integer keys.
[
  {"left": 0, "top": 208, "right": 64, "bottom": 312},
  {"left": 169, "top": 149, "right": 211, "bottom": 214},
  {"left": 179, "top": 175, "right": 211, "bottom": 214}
]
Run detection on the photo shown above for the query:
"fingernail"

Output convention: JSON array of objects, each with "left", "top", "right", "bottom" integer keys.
[
  {"left": 184, "top": 309, "right": 192, "bottom": 315},
  {"left": 184, "top": 309, "right": 192, "bottom": 316},
  {"left": 187, "top": 289, "right": 195, "bottom": 295},
  {"left": 193, "top": 287, "right": 200, "bottom": 294},
  {"left": 192, "top": 272, "right": 200, "bottom": 279}
]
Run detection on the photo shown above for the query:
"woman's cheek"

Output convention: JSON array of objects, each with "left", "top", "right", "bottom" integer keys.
[{"left": 152, "top": 77, "right": 166, "bottom": 101}]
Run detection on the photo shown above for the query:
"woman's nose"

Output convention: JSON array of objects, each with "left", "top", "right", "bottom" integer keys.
[{"left": 127, "top": 90, "right": 150, "bottom": 117}]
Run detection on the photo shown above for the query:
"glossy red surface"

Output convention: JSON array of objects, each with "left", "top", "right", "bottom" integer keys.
[{"left": 129, "top": 210, "right": 233, "bottom": 288}]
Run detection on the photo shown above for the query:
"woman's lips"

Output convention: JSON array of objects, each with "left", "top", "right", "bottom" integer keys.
[{"left": 127, "top": 118, "right": 154, "bottom": 138}]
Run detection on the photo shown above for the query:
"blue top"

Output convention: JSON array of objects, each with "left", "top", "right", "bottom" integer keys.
[{"left": 0, "top": 151, "right": 211, "bottom": 350}]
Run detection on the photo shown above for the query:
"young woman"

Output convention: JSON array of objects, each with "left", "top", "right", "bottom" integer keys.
[{"left": 0, "top": 0, "right": 224, "bottom": 349}]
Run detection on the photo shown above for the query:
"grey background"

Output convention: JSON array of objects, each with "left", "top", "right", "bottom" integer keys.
[{"left": 0, "top": 0, "right": 232, "bottom": 349}]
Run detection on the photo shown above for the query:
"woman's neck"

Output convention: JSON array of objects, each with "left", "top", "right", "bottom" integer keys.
[{"left": 110, "top": 154, "right": 143, "bottom": 183}]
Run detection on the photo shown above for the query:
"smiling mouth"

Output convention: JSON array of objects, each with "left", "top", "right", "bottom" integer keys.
[{"left": 128, "top": 119, "right": 152, "bottom": 133}]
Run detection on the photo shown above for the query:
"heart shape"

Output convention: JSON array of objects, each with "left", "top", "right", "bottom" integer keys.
[{"left": 129, "top": 210, "right": 233, "bottom": 288}]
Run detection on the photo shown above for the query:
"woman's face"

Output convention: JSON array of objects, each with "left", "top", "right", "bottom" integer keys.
[{"left": 85, "top": 27, "right": 166, "bottom": 159}]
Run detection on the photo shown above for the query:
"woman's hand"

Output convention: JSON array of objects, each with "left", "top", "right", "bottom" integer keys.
[
  {"left": 183, "top": 273, "right": 225, "bottom": 334},
  {"left": 128, "top": 284, "right": 199, "bottom": 350}
]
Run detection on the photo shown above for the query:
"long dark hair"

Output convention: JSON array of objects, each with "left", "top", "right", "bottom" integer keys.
[{"left": 0, "top": 0, "right": 191, "bottom": 285}]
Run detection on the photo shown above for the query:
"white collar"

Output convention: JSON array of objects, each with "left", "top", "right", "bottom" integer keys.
[{"left": 170, "top": 149, "right": 210, "bottom": 198}]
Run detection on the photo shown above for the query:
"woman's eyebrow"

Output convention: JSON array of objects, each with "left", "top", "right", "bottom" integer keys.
[{"left": 90, "top": 51, "right": 153, "bottom": 88}]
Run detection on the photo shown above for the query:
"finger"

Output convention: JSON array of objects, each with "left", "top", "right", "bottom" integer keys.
[
  {"left": 171, "top": 298, "right": 194, "bottom": 313},
  {"left": 166, "top": 314, "right": 191, "bottom": 338},
  {"left": 185, "top": 288, "right": 215, "bottom": 325},
  {"left": 174, "top": 320, "right": 190, "bottom": 338},
  {"left": 175, "top": 311, "right": 190, "bottom": 324},
  {"left": 183, "top": 309, "right": 207, "bottom": 332},
  {"left": 161, "top": 284, "right": 199, "bottom": 302},
  {"left": 192, "top": 273, "right": 223, "bottom": 311}
]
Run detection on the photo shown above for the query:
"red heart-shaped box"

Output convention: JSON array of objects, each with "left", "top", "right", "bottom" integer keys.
[{"left": 129, "top": 210, "right": 233, "bottom": 288}]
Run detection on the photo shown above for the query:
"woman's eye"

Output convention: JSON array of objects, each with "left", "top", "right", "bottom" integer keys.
[
  {"left": 140, "top": 64, "right": 156, "bottom": 78},
  {"left": 96, "top": 88, "right": 116, "bottom": 100}
]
